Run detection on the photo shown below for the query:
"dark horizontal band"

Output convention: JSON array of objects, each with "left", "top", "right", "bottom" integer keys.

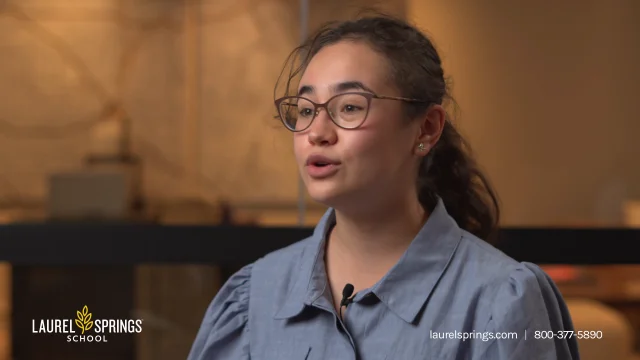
[{"left": 0, "top": 224, "right": 637, "bottom": 265}]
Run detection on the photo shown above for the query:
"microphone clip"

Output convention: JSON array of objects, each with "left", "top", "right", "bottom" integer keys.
[
  {"left": 340, "top": 297, "right": 353, "bottom": 308},
  {"left": 340, "top": 283, "right": 355, "bottom": 308}
]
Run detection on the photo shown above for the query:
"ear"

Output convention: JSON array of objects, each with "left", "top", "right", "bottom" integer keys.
[{"left": 415, "top": 104, "right": 446, "bottom": 156}]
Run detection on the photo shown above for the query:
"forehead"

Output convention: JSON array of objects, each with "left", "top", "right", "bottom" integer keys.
[{"left": 300, "top": 41, "right": 392, "bottom": 93}]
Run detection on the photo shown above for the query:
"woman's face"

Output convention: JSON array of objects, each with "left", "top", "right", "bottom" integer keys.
[{"left": 293, "top": 40, "right": 425, "bottom": 210}]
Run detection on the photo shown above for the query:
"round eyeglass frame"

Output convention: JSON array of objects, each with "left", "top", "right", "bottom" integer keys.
[{"left": 274, "top": 92, "right": 427, "bottom": 132}]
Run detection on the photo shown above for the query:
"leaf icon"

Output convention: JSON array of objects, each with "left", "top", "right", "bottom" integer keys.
[
  {"left": 75, "top": 319, "right": 85, "bottom": 334},
  {"left": 75, "top": 306, "right": 92, "bottom": 334}
]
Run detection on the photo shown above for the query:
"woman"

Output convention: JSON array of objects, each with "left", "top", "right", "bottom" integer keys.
[{"left": 188, "top": 14, "right": 579, "bottom": 360}]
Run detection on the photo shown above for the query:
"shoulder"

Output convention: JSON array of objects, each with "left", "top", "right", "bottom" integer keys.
[
  {"left": 207, "top": 234, "right": 318, "bottom": 316},
  {"left": 257, "top": 234, "right": 317, "bottom": 268},
  {"left": 457, "top": 230, "right": 521, "bottom": 272},
  {"left": 454, "top": 231, "right": 572, "bottom": 324},
  {"left": 251, "top": 234, "right": 319, "bottom": 284},
  {"left": 187, "top": 264, "right": 253, "bottom": 360},
  {"left": 460, "top": 233, "right": 575, "bottom": 332},
  {"left": 459, "top": 237, "right": 580, "bottom": 358},
  {"left": 486, "top": 260, "right": 574, "bottom": 332},
  {"left": 187, "top": 236, "right": 318, "bottom": 360},
  {"left": 448, "top": 230, "right": 525, "bottom": 294},
  {"left": 249, "top": 235, "right": 319, "bottom": 306}
]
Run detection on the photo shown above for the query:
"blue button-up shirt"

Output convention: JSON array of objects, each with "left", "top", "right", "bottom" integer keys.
[{"left": 188, "top": 200, "right": 579, "bottom": 359}]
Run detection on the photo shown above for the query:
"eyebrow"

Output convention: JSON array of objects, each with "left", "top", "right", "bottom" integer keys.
[{"left": 297, "top": 81, "right": 377, "bottom": 97}]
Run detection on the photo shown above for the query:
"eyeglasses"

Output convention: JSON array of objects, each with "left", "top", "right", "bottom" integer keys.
[{"left": 274, "top": 92, "right": 427, "bottom": 132}]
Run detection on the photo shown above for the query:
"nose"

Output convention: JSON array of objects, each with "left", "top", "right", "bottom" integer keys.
[{"left": 307, "top": 108, "right": 337, "bottom": 146}]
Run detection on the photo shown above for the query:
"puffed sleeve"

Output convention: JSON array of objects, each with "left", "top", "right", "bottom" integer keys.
[
  {"left": 187, "top": 264, "right": 252, "bottom": 360},
  {"left": 476, "top": 262, "right": 580, "bottom": 360}
]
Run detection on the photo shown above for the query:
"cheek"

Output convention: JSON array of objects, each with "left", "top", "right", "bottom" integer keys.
[
  {"left": 341, "top": 131, "right": 386, "bottom": 170},
  {"left": 293, "top": 134, "right": 306, "bottom": 162},
  {"left": 342, "top": 126, "right": 412, "bottom": 176}
]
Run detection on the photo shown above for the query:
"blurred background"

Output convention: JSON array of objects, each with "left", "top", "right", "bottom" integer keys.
[{"left": 0, "top": 0, "right": 639, "bottom": 359}]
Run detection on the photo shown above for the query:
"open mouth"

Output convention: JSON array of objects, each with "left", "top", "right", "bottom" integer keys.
[
  {"left": 306, "top": 155, "right": 340, "bottom": 167},
  {"left": 305, "top": 156, "right": 340, "bottom": 178}
]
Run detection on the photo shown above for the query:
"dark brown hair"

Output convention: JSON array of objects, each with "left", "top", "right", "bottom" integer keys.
[{"left": 275, "top": 13, "right": 500, "bottom": 242}]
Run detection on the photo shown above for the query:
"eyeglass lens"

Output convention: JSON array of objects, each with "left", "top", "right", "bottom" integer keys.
[{"left": 279, "top": 93, "right": 369, "bottom": 131}]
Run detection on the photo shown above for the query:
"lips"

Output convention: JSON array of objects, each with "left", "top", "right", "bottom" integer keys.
[
  {"left": 306, "top": 155, "right": 340, "bottom": 167},
  {"left": 305, "top": 154, "right": 341, "bottom": 179}
]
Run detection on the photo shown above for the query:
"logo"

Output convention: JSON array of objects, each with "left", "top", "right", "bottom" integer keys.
[
  {"left": 32, "top": 305, "right": 143, "bottom": 343},
  {"left": 75, "top": 306, "right": 93, "bottom": 334}
]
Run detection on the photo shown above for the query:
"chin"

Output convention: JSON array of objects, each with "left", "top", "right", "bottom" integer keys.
[{"left": 305, "top": 181, "right": 348, "bottom": 208}]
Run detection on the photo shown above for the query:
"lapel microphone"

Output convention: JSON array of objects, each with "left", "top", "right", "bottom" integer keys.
[
  {"left": 340, "top": 283, "right": 355, "bottom": 308},
  {"left": 339, "top": 283, "right": 355, "bottom": 322}
]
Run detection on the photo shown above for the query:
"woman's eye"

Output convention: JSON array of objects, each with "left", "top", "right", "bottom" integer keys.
[
  {"left": 299, "top": 108, "right": 314, "bottom": 117},
  {"left": 342, "top": 104, "right": 361, "bottom": 112}
]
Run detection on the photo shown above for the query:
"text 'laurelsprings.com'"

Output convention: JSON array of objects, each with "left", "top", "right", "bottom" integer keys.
[{"left": 430, "top": 330, "right": 518, "bottom": 342}]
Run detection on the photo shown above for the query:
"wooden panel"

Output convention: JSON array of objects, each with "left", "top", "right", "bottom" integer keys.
[
  {"left": 134, "top": 265, "right": 221, "bottom": 360},
  {"left": 0, "top": 264, "right": 10, "bottom": 360}
]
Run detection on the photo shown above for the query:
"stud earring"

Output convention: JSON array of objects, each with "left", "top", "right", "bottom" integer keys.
[{"left": 418, "top": 143, "right": 425, "bottom": 151}]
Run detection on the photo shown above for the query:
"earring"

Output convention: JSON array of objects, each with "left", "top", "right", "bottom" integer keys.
[{"left": 418, "top": 143, "right": 425, "bottom": 151}]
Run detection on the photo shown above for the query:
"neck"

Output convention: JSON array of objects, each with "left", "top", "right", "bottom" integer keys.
[{"left": 330, "top": 192, "right": 427, "bottom": 266}]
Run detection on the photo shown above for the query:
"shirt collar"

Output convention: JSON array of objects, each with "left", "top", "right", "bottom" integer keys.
[
  {"left": 274, "top": 198, "right": 463, "bottom": 323},
  {"left": 273, "top": 209, "right": 334, "bottom": 320}
]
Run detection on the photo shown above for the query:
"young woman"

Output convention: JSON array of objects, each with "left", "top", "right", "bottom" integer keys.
[{"left": 188, "top": 14, "right": 579, "bottom": 360}]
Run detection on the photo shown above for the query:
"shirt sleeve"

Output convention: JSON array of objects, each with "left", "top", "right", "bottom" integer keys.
[
  {"left": 187, "top": 264, "right": 252, "bottom": 360},
  {"left": 476, "top": 262, "right": 580, "bottom": 360}
]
